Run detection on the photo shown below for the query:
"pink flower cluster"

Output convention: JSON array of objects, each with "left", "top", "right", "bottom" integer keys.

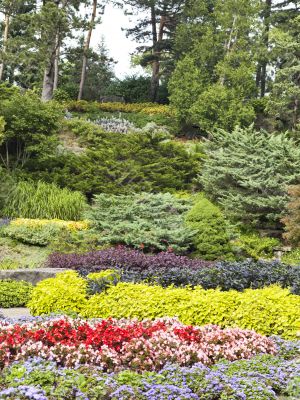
[{"left": 0, "top": 317, "right": 276, "bottom": 371}]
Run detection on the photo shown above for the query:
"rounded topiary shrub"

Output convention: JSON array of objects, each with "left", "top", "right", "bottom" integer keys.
[{"left": 185, "top": 195, "right": 233, "bottom": 260}]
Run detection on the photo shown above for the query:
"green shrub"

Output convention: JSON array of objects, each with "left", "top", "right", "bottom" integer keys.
[
  {"left": 87, "top": 192, "right": 194, "bottom": 252},
  {"left": 49, "top": 229, "right": 103, "bottom": 254},
  {"left": 282, "top": 248, "right": 300, "bottom": 266},
  {"left": 0, "top": 280, "right": 33, "bottom": 308},
  {"left": 0, "top": 91, "right": 62, "bottom": 170},
  {"left": 27, "top": 271, "right": 87, "bottom": 315},
  {"left": 3, "top": 181, "right": 86, "bottom": 220},
  {"left": 1, "top": 223, "right": 63, "bottom": 246},
  {"left": 26, "top": 119, "right": 197, "bottom": 196},
  {"left": 0, "top": 259, "right": 20, "bottom": 270},
  {"left": 81, "top": 283, "right": 300, "bottom": 339},
  {"left": 185, "top": 195, "right": 233, "bottom": 260},
  {"left": 233, "top": 234, "right": 280, "bottom": 260},
  {"left": 199, "top": 126, "right": 300, "bottom": 229}
]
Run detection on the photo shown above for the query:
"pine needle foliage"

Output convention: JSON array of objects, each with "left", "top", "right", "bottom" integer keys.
[
  {"left": 199, "top": 126, "right": 300, "bottom": 229},
  {"left": 3, "top": 181, "right": 86, "bottom": 221},
  {"left": 88, "top": 192, "right": 194, "bottom": 253}
]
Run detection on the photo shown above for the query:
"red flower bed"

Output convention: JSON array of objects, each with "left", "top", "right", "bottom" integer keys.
[{"left": 0, "top": 317, "right": 276, "bottom": 371}]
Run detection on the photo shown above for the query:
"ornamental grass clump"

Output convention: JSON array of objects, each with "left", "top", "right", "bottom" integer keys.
[{"left": 3, "top": 181, "right": 86, "bottom": 221}]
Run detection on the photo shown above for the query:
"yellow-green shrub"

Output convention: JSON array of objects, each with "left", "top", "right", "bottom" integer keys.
[
  {"left": 10, "top": 218, "right": 89, "bottom": 232},
  {"left": 2, "top": 219, "right": 90, "bottom": 246},
  {"left": 65, "top": 100, "right": 173, "bottom": 116},
  {"left": 27, "top": 271, "right": 87, "bottom": 315},
  {"left": 0, "top": 280, "right": 33, "bottom": 308},
  {"left": 82, "top": 283, "right": 300, "bottom": 339}
]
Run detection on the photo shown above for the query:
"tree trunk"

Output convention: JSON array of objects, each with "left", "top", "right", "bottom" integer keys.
[
  {"left": 292, "top": 97, "right": 299, "bottom": 129},
  {"left": 53, "top": 36, "right": 61, "bottom": 91},
  {"left": 150, "top": 9, "right": 167, "bottom": 102},
  {"left": 41, "top": 44, "right": 57, "bottom": 101},
  {"left": 78, "top": 0, "right": 97, "bottom": 100},
  {"left": 219, "top": 15, "right": 237, "bottom": 86},
  {"left": 150, "top": 5, "right": 159, "bottom": 102},
  {"left": 0, "top": 13, "right": 10, "bottom": 81},
  {"left": 260, "top": 0, "right": 272, "bottom": 97},
  {"left": 41, "top": 0, "right": 68, "bottom": 101}
]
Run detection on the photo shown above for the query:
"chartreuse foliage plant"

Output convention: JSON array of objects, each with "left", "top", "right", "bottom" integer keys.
[
  {"left": 87, "top": 192, "right": 194, "bottom": 252},
  {"left": 3, "top": 180, "right": 86, "bottom": 220},
  {"left": 185, "top": 195, "right": 233, "bottom": 260},
  {"left": 27, "top": 271, "right": 87, "bottom": 315},
  {"left": 10, "top": 218, "right": 89, "bottom": 231},
  {"left": 28, "top": 273, "right": 300, "bottom": 338},
  {"left": 282, "top": 248, "right": 300, "bottom": 266},
  {"left": 0, "top": 280, "right": 33, "bottom": 308},
  {"left": 233, "top": 234, "right": 280, "bottom": 260},
  {"left": 81, "top": 283, "right": 300, "bottom": 339},
  {"left": 200, "top": 126, "right": 300, "bottom": 228},
  {"left": 65, "top": 100, "right": 173, "bottom": 116}
]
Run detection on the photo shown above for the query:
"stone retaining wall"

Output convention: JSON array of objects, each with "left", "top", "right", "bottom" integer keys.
[{"left": 0, "top": 269, "right": 67, "bottom": 285}]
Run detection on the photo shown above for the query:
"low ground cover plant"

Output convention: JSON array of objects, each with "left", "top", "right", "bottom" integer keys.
[
  {"left": 28, "top": 272, "right": 300, "bottom": 338},
  {"left": 1, "top": 219, "right": 89, "bottom": 247},
  {"left": 0, "top": 237, "right": 49, "bottom": 269},
  {"left": 0, "top": 352, "right": 299, "bottom": 400},
  {"left": 0, "top": 316, "right": 276, "bottom": 370},
  {"left": 0, "top": 280, "right": 33, "bottom": 308},
  {"left": 233, "top": 233, "right": 280, "bottom": 259},
  {"left": 10, "top": 219, "right": 89, "bottom": 232}
]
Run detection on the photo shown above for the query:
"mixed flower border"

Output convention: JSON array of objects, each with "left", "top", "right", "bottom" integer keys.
[{"left": 0, "top": 317, "right": 276, "bottom": 371}]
